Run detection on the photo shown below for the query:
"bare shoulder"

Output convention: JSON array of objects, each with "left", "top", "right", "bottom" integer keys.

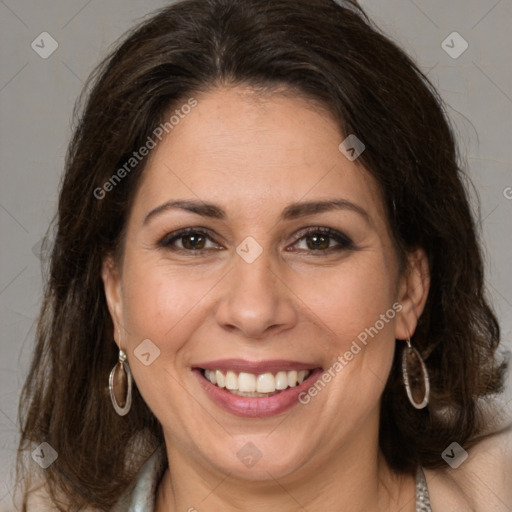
[{"left": 424, "top": 424, "right": 512, "bottom": 512}]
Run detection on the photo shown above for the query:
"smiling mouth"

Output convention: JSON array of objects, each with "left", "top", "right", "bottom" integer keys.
[{"left": 200, "top": 368, "right": 317, "bottom": 397}]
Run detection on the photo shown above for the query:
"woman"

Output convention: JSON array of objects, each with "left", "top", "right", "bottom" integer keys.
[{"left": 16, "top": 0, "right": 511, "bottom": 510}]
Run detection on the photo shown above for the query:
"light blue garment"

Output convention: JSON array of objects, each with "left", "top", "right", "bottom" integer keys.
[
  {"left": 111, "top": 445, "right": 167, "bottom": 512},
  {"left": 110, "top": 444, "right": 431, "bottom": 511}
]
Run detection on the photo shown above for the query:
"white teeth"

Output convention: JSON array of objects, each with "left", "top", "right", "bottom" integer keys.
[
  {"left": 203, "top": 369, "right": 312, "bottom": 394},
  {"left": 238, "top": 372, "right": 256, "bottom": 392},
  {"left": 256, "top": 373, "right": 275, "bottom": 393},
  {"left": 275, "top": 371, "right": 288, "bottom": 390},
  {"left": 225, "top": 371, "right": 238, "bottom": 390},
  {"left": 215, "top": 370, "right": 225, "bottom": 388},
  {"left": 229, "top": 390, "right": 272, "bottom": 397},
  {"left": 205, "top": 369, "right": 217, "bottom": 385},
  {"left": 287, "top": 370, "right": 298, "bottom": 388}
]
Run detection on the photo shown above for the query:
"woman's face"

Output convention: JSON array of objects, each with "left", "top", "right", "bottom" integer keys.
[{"left": 103, "top": 86, "right": 428, "bottom": 481}]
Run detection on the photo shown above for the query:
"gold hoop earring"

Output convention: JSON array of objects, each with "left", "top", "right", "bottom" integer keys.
[
  {"left": 109, "top": 333, "right": 133, "bottom": 416},
  {"left": 402, "top": 338, "right": 430, "bottom": 409}
]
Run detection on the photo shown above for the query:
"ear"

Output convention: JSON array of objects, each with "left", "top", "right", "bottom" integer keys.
[
  {"left": 101, "top": 254, "right": 124, "bottom": 348},
  {"left": 394, "top": 248, "right": 430, "bottom": 340}
]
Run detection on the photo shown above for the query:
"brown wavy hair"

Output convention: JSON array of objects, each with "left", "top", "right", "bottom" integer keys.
[{"left": 17, "top": 0, "right": 506, "bottom": 509}]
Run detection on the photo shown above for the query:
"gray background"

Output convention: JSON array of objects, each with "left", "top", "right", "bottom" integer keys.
[{"left": 1, "top": 0, "right": 511, "bottom": 508}]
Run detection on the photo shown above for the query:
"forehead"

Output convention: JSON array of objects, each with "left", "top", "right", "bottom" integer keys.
[{"left": 131, "top": 86, "right": 387, "bottom": 227}]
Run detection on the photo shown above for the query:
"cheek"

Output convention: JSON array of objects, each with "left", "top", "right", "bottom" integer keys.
[
  {"left": 120, "top": 256, "right": 211, "bottom": 344},
  {"left": 118, "top": 257, "right": 208, "bottom": 424},
  {"left": 290, "top": 249, "right": 399, "bottom": 414},
  {"left": 290, "top": 251, "right": 398, "bottom": 347}
]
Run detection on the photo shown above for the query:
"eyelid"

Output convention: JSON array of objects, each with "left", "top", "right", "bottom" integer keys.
[
  {"left": 157, "top": 227, "right": 222, "bottom": 249},
  {"left": 288, "top": 226, "right": 355, "bottom": 252},
  {"left": 292, "top": 225, "right": 350, "bottom": 241}
]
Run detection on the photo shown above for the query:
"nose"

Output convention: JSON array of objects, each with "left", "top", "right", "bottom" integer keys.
[{"left": 214, "top": 248, "right": 297, "bottom": 340}]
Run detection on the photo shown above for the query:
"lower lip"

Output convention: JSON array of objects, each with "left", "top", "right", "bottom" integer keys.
[{"left": 193, "top": 368, "right": 324, "bottom": 418}]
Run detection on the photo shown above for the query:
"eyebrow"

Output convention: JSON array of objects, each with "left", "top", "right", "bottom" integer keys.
[{"left": 143, "top": 198, "right": 370, "bottom": 225}]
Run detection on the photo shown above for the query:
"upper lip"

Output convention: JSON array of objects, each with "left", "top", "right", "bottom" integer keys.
[{"left": 193, "top": 359, "right": 321, "bottom": 374}]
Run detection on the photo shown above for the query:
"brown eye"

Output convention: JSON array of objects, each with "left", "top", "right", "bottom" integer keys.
[
  {"left": 180, "top": 233, "right": 207, "bottom": 250},
  {"left": 158, "top": 228, "right": 221, "bottom": 252},
  {"left": 304, "top": 233, "right": 331, "bottom": 250},
  {"left": 290, "top": 227, "right": 355, "bottom": 254}
]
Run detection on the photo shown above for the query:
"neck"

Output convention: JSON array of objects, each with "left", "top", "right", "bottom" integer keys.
[{"left": 156, "top": 424, "right": 415, "bottom": 511}]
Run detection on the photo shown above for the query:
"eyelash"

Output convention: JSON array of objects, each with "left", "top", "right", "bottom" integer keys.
[{"left": 157, "top": 226, "right": 355, "bottom": 255}]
